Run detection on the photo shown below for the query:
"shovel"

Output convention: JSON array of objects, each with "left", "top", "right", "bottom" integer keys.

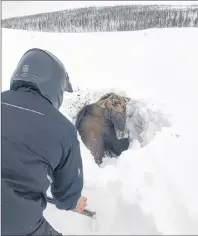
[{"left": 46, "top": 196, "right": 96, "bottom": 219}]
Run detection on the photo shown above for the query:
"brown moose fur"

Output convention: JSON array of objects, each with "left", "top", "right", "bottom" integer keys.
[{"left": 75, "top": 93, "right": 130, "bottom": 165}]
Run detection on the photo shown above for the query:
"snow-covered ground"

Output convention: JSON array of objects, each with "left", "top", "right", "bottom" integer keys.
[{"left": 2, "top": 27, "right": 198, "bottom": 234}]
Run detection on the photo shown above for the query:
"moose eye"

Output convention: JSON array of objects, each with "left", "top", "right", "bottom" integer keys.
[{"left": 113, "top": 101, "right": 120, "bottom": 106}]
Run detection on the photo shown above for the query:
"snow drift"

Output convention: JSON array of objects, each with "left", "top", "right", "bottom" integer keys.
[{"left": 2, "top": 27, "right": 198, "bottom": 234}]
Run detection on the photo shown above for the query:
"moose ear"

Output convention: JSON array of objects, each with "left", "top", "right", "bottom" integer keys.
[
  {"left": 97, "top": 99, "right": 107, "bottom": 108},
  {"left": 123, "top": 96, "right": 131, "bottom": 103}
]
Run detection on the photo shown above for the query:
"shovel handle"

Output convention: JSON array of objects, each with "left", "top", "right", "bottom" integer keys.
[{"left": 46, "top": 196, "right": 96, "bottom": 218}]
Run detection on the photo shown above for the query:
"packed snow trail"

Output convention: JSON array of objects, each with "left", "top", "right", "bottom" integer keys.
[{"left": 2, "top": 27, "right": 198, "bottom": 234}]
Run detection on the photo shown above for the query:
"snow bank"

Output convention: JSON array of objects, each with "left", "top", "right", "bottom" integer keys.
[{"left": 2, "top": 27, "right": 198, "bottom": 234}]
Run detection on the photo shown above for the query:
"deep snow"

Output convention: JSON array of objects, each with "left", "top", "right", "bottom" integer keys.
[{"left": 2, "top": 27, "right": 198, "bottom": 234}]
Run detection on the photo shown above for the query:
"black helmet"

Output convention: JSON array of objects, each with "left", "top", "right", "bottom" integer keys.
[{"left": 10, "top": 48, "right": 73, "bottom": 109}]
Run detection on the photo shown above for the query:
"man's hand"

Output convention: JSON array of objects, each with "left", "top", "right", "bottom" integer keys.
[{"left": 74, "top": 196, "right": 87, "bottom": 213}]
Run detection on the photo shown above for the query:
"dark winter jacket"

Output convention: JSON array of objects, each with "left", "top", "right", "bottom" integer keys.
[{"left": 1, "top": 87, "right": 83, "bottom": 235}]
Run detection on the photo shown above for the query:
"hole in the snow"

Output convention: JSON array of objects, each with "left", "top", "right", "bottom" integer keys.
[{"left": 62, "top": 89, "right": 172, "bottom": 165}]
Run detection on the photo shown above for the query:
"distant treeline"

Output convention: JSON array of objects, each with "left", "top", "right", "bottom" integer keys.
[{"left": 2, "top": 4, "right": 198, "bottom": 33}]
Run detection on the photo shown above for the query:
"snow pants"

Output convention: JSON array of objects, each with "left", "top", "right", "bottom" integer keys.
[{"left": 29, "top": 217, "right": 63, "bottom": 236}]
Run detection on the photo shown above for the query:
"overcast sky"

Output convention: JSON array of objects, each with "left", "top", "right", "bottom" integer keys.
[{"left": 2, "top": 1, "right": 198, "bottom": 19}]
